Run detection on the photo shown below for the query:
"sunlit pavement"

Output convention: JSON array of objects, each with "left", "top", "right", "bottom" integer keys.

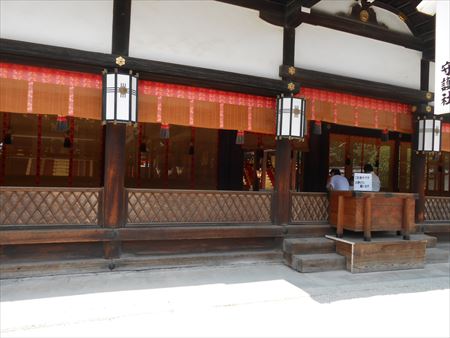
[{"left": 1, "top": 262, "right": 449, "bottom": 337}]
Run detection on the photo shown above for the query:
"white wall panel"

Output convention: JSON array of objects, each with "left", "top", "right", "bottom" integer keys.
[
  {"left": 0, "top": 0, "right": 113, "bottom": 53},
  {"left": 295, "top": 24, "right": 421, "bottom": 89},
  {"left": 429, "top": 62, "right": 435, "bottom": 92},
  {"left": 129, "top": 1, "right": 282, "bottom": 79}
]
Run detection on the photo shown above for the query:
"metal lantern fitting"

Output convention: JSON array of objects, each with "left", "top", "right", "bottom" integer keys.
[
  {"left": 416, "top": 116, "right": 442, "bottom": 153},
  {"left": 102, "top": 69, "right": 138, "bottom": 124},
  {"left": 276, "top": 94, "right": 306, "bottom": 139}
]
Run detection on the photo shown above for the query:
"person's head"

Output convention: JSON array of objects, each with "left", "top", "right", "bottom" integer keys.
[
  {"left": 330, "top": 168, "right": 341, "bottom": 176},
  {"left": 363, "top": 164, "right": 373, "bottom": 173}
]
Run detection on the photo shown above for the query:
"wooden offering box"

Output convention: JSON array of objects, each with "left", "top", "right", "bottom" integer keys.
[{"left": 329, "top": 191, "right": 417, "bottom": 241}]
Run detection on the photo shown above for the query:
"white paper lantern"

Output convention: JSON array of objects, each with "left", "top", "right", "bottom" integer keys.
[
  {"left": 276, "top": 94, "right": 306, "bottom": 139},
  {"left": 102, "top": 69, "right": 138, "bottom": 124}
]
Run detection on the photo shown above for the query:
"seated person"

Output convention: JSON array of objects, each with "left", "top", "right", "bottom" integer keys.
[
  {"left": 363, "top": 163, "right": 380, "bottom": 192},
  {"left": 327, "top": 168, "right": 349, "bottom": 191}
]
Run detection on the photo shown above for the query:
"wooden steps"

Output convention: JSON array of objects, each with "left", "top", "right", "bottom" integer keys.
[
  {"left": 409, "top": 234, "right": 438, "bottom": 248},
  {"left": 283, "top": 237, "right": 345, "bottom": 273},
  {"left": 283, "top": 233, "right": 448, "bottom": 274},
  {"left": 421, "top": 223, "right": 450, "bottom": 242},
  {"left": 291, "top": 253, "right": 346, "bottom": 273},
  {"left": 0, "top": 250, "right": 282, "bottom": 279},
  {"left": 426, "top": 248, "right": 450, "bottom": 264},
  {"left": 283, "top": 224, "right": 335, "bottom": 238},
  {"left": 411, "top": 233, "right": 449, "bottom": 264}
]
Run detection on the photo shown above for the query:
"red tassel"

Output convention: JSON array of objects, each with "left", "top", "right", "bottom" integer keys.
[
  {"left": 236, "top": 130, "right": 245, "bottom": 145},
  {"left": 160, "top": 123, "right": 170, "bottom": 139},
  {"left": 56, "top": 115, "right": 68, "bottom": 132},
  {"left": 313, "top": 120, "right": 322, "bottom": 135}
]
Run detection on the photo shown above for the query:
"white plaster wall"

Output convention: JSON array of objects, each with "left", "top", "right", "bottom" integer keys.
[
  {"left": 295, "top": 24, "right": 421, "bottom": 89},
  {"left": 429, "top": 61, "right": 435, "bottom": 92},
  {"left": 312, "top": 0, "right": 412, "bottom": 35},
  {"left": 129, "top": 1, "right": 283, "bottom": 79},
  {"left": 0, "top": 0, "right": 113, "bottom": 53}
]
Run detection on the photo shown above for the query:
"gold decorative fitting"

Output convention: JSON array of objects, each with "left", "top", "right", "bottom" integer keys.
[
  {"left": 359, "top": 10, "right": 369, "bottom": 23},
  {"left": 426, "top": 105, "right": 432, "bottom": 113},
  {"left": 426, "top": 92, "right": 432, "bottom": 100},
  {"left": 398, "top": 12, "right": 407, "bottom": 22},
  {"left": 288, "top": 66, "right": 296, "bottom": 76},
  {"left": 411, "top": 105, "right": 417, "bottom": 112},
  {"left": 287, "top": 82, "right": 296, "bottom": 91},
  {"left": 115, "top": 56, "right": 126, "bottom": 66}
]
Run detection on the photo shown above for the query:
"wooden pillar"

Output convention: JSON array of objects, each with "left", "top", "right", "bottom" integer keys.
[
  {"left": 363, "top": 197, "right": 372, "bottom": 242},
  {"left": 392, "top": 134, "right": 401, "bottom": 192},
  {"left": 411, "top": 59, "right": 429, "bottom": 223},
  {"left": 272, "top": 25, "right": 296, "bottom": 224},
  {"left": 273, "top": 139, "right": 291, "bottom": 224},
  {"left": 102, "top": 0, "right": 132, "bottom": 259},
  {"left": 411, "top": 115, "right": 427, "bottom": 224}
]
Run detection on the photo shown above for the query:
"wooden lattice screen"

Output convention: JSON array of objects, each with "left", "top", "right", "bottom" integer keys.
[
  {"left": 127, "top": 189, "right": 272, "bottom": 224},
  {"left": 0, "top": 187, "right": 102, "bottom": 226}
]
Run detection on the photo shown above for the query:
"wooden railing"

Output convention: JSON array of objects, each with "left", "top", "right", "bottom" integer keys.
[
  {"left": 290, "top": 192, "right": 329, "bottom": 223},
  {"left": 0, "top": 187, "right": 102, "bottom": 226},
  {"left": 424, "top": 196, "right": 450, "bottom": 222},
  {"left": 127, "top": 189, "right": 272, "bottom": 224}
]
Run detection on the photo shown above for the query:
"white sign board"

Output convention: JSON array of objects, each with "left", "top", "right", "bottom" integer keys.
[
  {"left": 434, "top": 0, "right": 450, "bottom": 115},
  {"left": 354, "top": 173, "right": 372, "bottom": 192}
]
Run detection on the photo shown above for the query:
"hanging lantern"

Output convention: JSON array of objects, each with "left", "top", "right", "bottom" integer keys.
[
  {"left": 416, "top": 116, "right": 442, "bottom": 153},
  {"left": 236, "top": 130, "right": 245, "bottom": 145},
  {"left": 56, "top": 115, "right": 68, "bottom": 132},
  {"left": 102, "top": 68, "right": 138, "bottom": 124},
  {"left": 381, "top": 129, "right": 389, "bottom": 142},
  {"left": 312, "top": 120, "right": 322, "bottom": 135},
  {"left": 276, "top": 94, "right": 306, "bottom": 139},
  {"left": 160, "top": 123, "right": 170, "bottom": 139}
]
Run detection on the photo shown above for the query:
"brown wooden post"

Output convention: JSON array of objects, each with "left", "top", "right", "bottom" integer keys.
[
  {"left": 102, "top": 0, "right": 132, "bottom": 260},
  {"left": 402, "top": 197, "right": 412, "bottom": 240},
  {"left": 272, "top": 25, "right": 296, "bottom": 225},
  {"left": 273, "top": 139, "right": 292, "bottom": 224},
  {"left": 411, "top": 59, "right": 430, "bottom": 224},
  {"left": 103, "top": 124, "right": 126, "bottom": 257},
  {"left": 337, "top": 194, "right": 344, "bottom": 238},
  {"left": 363, "top": 196, "right": 372, "bottom": 242}
]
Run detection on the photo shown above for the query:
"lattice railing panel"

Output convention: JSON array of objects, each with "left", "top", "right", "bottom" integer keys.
[
  {"left": 424, "top": 196, "right": 450, "bottom": 221},
  {"left": 0, "top": 187, "right": 101, "bottom": 225},
  {"left": 127, "top": 189, "right": 272, "bottom": 224},
  {"left": 291, "top": 192, "right": 329, "bottom": 222}
]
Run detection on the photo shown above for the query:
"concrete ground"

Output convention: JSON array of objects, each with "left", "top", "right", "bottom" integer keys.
[{"left": 1, "top": 262, "right": 449, "bottom": 338}]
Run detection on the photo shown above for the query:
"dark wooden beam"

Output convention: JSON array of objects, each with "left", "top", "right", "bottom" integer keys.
[
  {"left": 411, "top": 58, "right": 429, "bottom": 224},
  {"left": 0, "top": 38, "right": 295, "bottom": 96},
  {"left": 216, "top": 0, "right": 284, "bottom": 13},
  {"left": 102, "top": 0, "right": 132, "bottom": 259},
  {"left": 280, "top": 65, "right": 433, "bottom": 104},
  {"left": 273, "top": 139, "right": 291, "bottom": 224},
  {"left": 283, "top": 27, "right": 295, "bottom": 65},
  {"left": 299, "top": 10, "right": 424, "bottom": 51},
  {"left": 112, "top": 0, "right": 132, "bottom": 56}
]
